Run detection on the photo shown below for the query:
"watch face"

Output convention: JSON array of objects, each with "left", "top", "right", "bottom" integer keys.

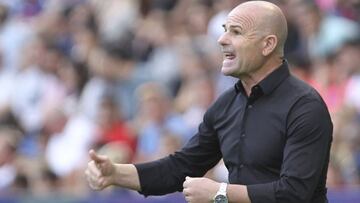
[{"left": 214, "top": 194, "right": 228, "bottom": 203}]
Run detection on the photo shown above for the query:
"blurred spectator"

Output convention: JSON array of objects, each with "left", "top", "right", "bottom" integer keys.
[
  {"left": 288, "top": 0, "right": 360, "bottom": 60},
  {"left": 342, "top": 38, "right": 360, "bottom": 114},
  {"left": 335, "top": 0, "right": 360, "bottom": 22},
  {"left": 0, "top": 0, "right": 359, "bottom": 201},
  {"left": 94, "top": 95, "right": 137, "bottom": 160},
  {"left": 0, "top": 3, "right": 34, "bottom": 73},
  {"left": 133, "top": 82, "right": 191, "bottom": 162},
  {"left": 288, "top": 55, "right": 314, "bottom": 84},
  {"left": 134, "top": 9, "right": 180, "bottom": 96},
  {"left": 0, "top": 127, "right": 22, "bottom": 189},
  {"left": 175, "top": 75, "right": 215, "bottom": 135},
  {"left": 311, "top": 54, "right": 349, "bottom": 114},
  {"left": 45, "top": 111, "right": 96, "bottom": 178}
]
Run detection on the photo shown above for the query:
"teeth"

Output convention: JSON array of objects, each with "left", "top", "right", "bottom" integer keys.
[{"left": 224, "top": 53, "right": 234, "bottom": 58}]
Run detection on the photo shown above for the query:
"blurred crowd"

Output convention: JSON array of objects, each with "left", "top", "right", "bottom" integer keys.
[{"left": 0, "top": 0, "right": 359, "bottom": 200}]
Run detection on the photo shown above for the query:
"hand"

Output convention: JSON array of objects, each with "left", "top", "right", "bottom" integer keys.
[
  {"left": 182, "top": 176, "right": 220, "bottom": 203},
  {"left": 85, "top": 149, "right": 115, "bottom": 190}
]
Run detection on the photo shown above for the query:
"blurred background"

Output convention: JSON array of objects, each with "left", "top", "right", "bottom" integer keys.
[{"left": 0, "top": 0, "right": 359, "bottom": 202}]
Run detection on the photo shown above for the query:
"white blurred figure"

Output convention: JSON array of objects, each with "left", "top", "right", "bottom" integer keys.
[
  {"left": 341, "top": 39, "right": 360, "bottom": 113},
  {"left": 9, "top": 39, "right": 49, "bottom": 134},
  {"left": 0, "top": 127, "right": 21, "bottom": 189},
  {"left": 0, "top": 3, "right": 34, "bottom": 73},
  {"left": 45, "top": 112, "right": 97, "bottom": 177}
]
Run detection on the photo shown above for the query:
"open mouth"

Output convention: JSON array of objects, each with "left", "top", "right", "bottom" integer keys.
[{"left": 224, "top": 52, "right": 235, "bottom": 60}]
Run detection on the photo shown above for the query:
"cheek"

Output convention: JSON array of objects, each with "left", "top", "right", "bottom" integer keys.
[
  {"left": 246, "top": 45, "right": 262, "bottom": 60},
  {"left": 234, "top": 43, "right": 251, "bottom": 61}
]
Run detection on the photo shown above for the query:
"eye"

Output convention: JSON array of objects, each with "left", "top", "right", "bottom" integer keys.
[
  {"left": 231, "top": 29, "right": 241, "bottom": 35},
  {"left": 222, "top": 25, "right": 227, "bottom": 32}
]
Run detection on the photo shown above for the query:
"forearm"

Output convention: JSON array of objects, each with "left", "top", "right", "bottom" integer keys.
[
  {"left": 227, "top": 184, "right": 251, "bottom": 203},
  {"left": 113, "top": 164, "right": 141, "bottom": 191}
]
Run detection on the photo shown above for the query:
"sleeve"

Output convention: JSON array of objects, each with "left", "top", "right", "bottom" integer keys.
[
  {"left": 247, "top": 97, "right": 333, "bottom": 203},
  {"left": 135, "top": 108, "right": 222, "bottom": 196}
]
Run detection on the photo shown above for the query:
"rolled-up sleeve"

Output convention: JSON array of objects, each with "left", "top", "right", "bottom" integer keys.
[{"left": 247, "top": 97, "right": 333, "bottom": 203}]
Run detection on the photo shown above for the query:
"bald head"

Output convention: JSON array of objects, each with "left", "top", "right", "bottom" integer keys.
[{"left": 229, "top": 1, "right": 288, "bottom": 55}]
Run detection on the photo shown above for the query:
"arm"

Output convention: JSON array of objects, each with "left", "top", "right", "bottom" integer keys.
[
  {"left": 85, "top": 108, "right": 222, "bottom": 195},
  {"left": 112, "top": 164, "right": 140, "bottom": 190},
  {"left": 246, "top": 98, "right": 333, "bottom": 203},
  {"left": 182, "top": 97, "right": 332, "bottom": 203},
  {"left": 133, "top": 102, "right": 226, "bottom": 195},
  {"left": 135, "top": 114, "right": 222, "bottom": 195}
]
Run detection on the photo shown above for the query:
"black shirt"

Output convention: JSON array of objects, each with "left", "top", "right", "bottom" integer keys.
[{"left": 135, "top": 61, "right": 333, "bottom": 203}]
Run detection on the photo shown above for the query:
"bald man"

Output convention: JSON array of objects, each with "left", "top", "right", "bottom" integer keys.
[{"left": 85, "top": 1, "right": 332, "bottom": 203}]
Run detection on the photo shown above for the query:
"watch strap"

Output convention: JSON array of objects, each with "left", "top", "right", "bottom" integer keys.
[{"left": 218, "top": 182, "right": 227, "bottom": 195}]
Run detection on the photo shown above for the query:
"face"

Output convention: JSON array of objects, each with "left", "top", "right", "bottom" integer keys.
[{"left": 218, "top": 8, "right": 265, "bottom": 78}]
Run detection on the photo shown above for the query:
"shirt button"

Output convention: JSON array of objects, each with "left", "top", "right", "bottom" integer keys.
[
  {"left": 240, "top": 164, "right": 245, "bottom": 168},
  {"left": 248, "top": 105, "right": 253, "bottom": 109},
  {"left": 241, "top": 133, "right": 246, "bottom": 138}
]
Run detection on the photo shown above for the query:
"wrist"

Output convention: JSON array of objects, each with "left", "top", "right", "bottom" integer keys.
[
  {"left": 214, "top": 182, "right": 228, "bottom": 203},
  {"left": 113, "top": 164, "right": 141, "bottom": 191},
  {"left": 109, "top": 163, "right": 119, "bottom": 185}
]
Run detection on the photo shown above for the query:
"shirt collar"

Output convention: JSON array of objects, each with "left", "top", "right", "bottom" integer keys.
[
  {"left": 234, "top": 60, "right": 290, "bottom": 96},
  {"left": 258, "top": 60, "right": 290, "bottom": 95}
]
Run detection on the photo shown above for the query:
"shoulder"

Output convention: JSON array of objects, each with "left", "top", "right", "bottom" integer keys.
[
  {"left": 285, "top": 76, "right": 333, "bottom": 132},
  {"left": 287, "top": 76, "right": 327, "bottom": 108},
  {"left": 276, "top": 75, "right": 325, "bottom": 107}
]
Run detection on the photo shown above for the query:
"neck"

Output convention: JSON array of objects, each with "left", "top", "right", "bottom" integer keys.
[{"left": 241, "top": 57, "right": 283, "bottom": 96}]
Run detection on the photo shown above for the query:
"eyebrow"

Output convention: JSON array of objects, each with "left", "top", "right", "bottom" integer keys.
[{"left": 222, "top": 24, "right": 243, "bottom": 30}]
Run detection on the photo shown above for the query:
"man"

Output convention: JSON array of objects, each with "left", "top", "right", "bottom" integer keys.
[{"left": 85, "top": 1, "right": 333, "bottom": 203}]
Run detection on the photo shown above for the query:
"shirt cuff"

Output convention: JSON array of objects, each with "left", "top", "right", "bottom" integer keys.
[
  {"left": 247, "top": 182, "right": 276, "bottom": 203},
  {"left": 134, "top": 162, "right": 154, "bottom": 196}
]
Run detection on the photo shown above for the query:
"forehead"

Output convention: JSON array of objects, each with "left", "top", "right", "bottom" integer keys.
[{"left": 225, "top": 8, "right": 257, "bottom": 29}]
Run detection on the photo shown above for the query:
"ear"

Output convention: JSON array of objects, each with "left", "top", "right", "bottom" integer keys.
[{"left": 262, "top": 35, "right": 278, "bottom": 56}]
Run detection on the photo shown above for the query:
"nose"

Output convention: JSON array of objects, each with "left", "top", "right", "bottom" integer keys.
[{"left": 217, "top": 32, "right": 230, "bottom": 46}]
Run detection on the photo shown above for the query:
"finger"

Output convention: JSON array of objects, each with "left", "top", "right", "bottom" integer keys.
[
  {"left": 85, "top": 168, "right": 100, "bottom": 185},
  {"left": 186, "top": 176, "right": 194, "bottom": 182},
  {"left": 183, "top": 188, "right": 190, "bottom": 196},
  {"left": 85, "top": 170, "right": 101, "bottom": 190},
  {"left": 183, "top": 176, "right": 192, "bottom": 188},
  {"left": 183, "top": 179, "right": 189, "bottom": 188},
  {"left": 87, "top": 161, "right": 101, "bottom": 177},
  {"left": 88, "top": 178, "right": 101, "bottom": 190},
  {"left": 85, "top": 169, "right": 91, "bottom": 180},
  {"left": 184, "top": 195, "right": 192, "bottom": 203},
  {"left": 87, "top": 171, "right": 106, "bottom": 191},
  {"left": 89, "top": 149, "right": 108, "bottom": 163}
]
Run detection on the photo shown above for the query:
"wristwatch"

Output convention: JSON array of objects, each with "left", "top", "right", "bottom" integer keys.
[{"left": 214, "top": 182, "right": 228, "bottom": 203}]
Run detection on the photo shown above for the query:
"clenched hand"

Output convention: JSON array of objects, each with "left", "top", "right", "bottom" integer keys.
[
  {"left": 85, "top": 149, "right": 115, "bottom": 190},
  {"left": 182, "top": 176, "right": 220, "bottom": 203}
]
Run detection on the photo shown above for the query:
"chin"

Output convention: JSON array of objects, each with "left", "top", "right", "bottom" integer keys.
[
  {"left": 221, "top": 66, "right": 237, "bottom": 77},
  {"left": 221, "top": 70, "right": 232, "bottom": 76}
]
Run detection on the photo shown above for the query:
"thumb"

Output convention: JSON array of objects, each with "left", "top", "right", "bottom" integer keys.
[{"left": 89, "top": 149, "right": 108, "bottom": 163}]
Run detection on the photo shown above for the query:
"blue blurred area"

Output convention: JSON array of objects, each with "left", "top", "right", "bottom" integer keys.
[{"left": 1, "top": 189, "right": 360, "bottom": 203}]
